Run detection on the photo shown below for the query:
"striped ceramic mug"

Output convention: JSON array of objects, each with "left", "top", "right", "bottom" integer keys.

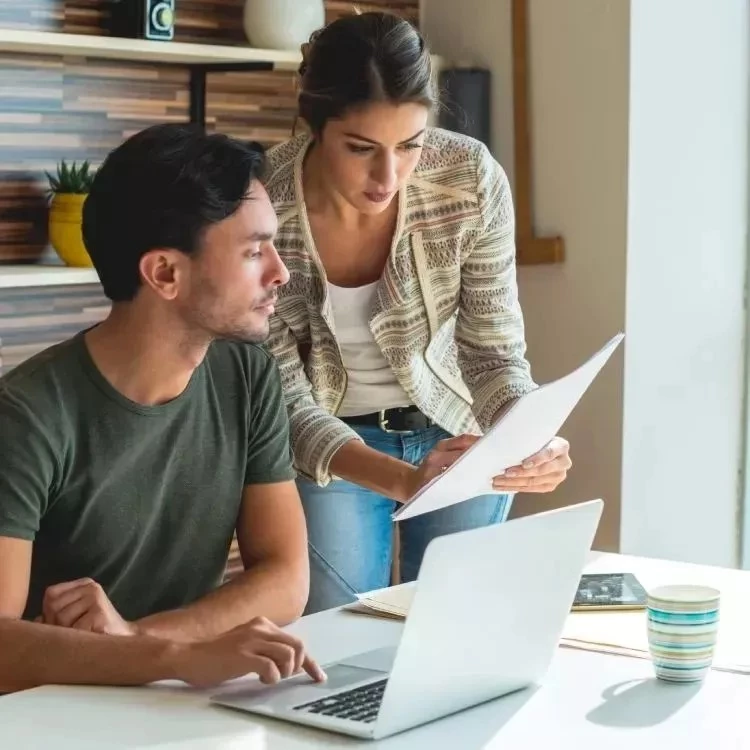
[{"left": 647, "top": 584, "right": 721, "bottom": 683}]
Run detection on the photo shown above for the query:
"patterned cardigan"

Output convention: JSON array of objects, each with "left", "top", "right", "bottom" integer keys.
[{"left": 264, "top": 127, "right": 537, "bottom": 486}]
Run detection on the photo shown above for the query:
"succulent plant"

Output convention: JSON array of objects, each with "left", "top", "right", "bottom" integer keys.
[{"left": 45, "top": 159, "right": 96, "bottom": 195}]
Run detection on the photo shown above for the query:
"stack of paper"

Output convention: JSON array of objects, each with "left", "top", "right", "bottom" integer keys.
[
  {"left": 393, "top": 333, "right": 624, "bottom": 522},
  {"left": 347, "top": 554, "right": 750, "bottom": 675},
  {"left": 349, "top": 584, "right": 415, "bottom": 619}
]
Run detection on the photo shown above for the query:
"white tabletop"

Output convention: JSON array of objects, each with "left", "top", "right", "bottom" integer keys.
[{"left": 1, "top": 552, "right": 748, "bottom": 749}]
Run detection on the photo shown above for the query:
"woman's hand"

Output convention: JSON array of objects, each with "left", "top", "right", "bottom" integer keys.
[
  {"left": 406, "top": 434, "right": 571, "bottom": 502},
  {"left": 405, "top": 434, "right": 480, "bottom": 500},
  {"left": 492, "top": 436, "right": 571, "bottom": 494}
]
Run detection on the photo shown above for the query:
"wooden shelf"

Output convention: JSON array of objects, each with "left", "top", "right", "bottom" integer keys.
[
  {"left": 0, "top": 265, "right": 100, "bottom": 289},
  {"left": 0, "top": 28, "right": 304, "bottom": 70},
  {"left": 0, "top": 28, "right": 443, "bottom": 72}
]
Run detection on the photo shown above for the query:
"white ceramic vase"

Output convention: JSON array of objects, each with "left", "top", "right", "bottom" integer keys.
[{"left": 243, "top": 0, "right": 325, "bottom": 51}]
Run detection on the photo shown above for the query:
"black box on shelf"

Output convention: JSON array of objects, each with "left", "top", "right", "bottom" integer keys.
[{"left": 108, "top": 0, "right": 176, "bottom": 42}]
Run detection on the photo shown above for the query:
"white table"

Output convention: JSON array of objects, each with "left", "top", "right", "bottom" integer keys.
[{"left": 2, "top": 553, "right": 748, "bottom": 749}]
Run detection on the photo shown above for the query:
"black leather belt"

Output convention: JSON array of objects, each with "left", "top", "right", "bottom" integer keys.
[{"left": 340, "top": 406, "right": 434, "bottom": 433}]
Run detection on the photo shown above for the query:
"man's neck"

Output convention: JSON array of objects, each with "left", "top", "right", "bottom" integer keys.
[{"left": 84, "top": 304, "right": 210, "bottom": 406}]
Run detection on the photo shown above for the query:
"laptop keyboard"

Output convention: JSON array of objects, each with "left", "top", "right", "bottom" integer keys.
[{"left": 292, "top": 678, "right": 388, "bottom": 723}]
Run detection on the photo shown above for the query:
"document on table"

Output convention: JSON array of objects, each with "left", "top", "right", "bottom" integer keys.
[
  {"left": 349, "top": 583, "right": 416, "bottom": 619},
  {"left": 392, "top": 332, "right": 625, "bottom": 522},
  {"left": 348, "top": 561, "right": 750, "bottom": 675}
]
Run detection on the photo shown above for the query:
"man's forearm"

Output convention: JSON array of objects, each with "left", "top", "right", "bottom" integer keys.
[
  {"left": 328, "top": 439, "right": 418, "bottom": 504},
  {"left": 135, "top": 559, "right": 307, "bottom": 643},
  {"left": 0, "top": 618, "right": 181, "bottom": 694}
]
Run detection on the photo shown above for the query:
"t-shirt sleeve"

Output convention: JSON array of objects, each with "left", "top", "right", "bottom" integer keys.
[
  {"left": 0, "top": 390, "right": 57, "bottom": 541},
  {"left": 244, "top": 352, "right": 298, "bottom": 486}
]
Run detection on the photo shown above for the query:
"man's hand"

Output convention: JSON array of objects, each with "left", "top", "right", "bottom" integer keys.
[
  {"left": 40, "top": 578, "right": 136, "bottom": 636},
  {"left": 173, "top": 616, "right": 327, "bottom": 689},
  {"left": 493, "top": 436, "right": 572, "bottom": 494}
]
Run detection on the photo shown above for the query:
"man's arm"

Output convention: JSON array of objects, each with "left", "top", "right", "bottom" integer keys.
[
  {"left": 0, "top": 613, "right": 324, "bottom": 694},
  {"left": 0, "top": 533, "right": 324, "bottom": 693},
  {"left": 0, "top": 536, "right": 31, "bottom": 618},
  {"left": 0, "top": 536, "right": 173, "bottom": 692},
  {"left": 135, "top": 480, "right": 309, "bottom": 642},
  {"left": 0, "top": 529, "right": 322, "bottom": 692},
  {"left": 0, "top": 617, "right": 182, "bottom": 693}
]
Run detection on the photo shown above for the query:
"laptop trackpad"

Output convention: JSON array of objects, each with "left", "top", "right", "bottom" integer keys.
[
  {"left": 316, "top": 663, "right": 386, "bottom": 691},
  {"left": 214, "top": 662, "right": 387, "bottom": 712},
  {"left": 338, "top": 645, "right": 398, "bottom": 672}
]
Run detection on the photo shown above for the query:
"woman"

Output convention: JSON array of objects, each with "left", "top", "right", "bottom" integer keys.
[{"left": 264, "top": 11, "right": 571, "bottom": 614}]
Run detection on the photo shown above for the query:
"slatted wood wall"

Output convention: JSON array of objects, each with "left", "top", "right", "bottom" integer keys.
[
  {"left": 0, "top": 0, "right": 419, "bottom": 263},
  {"left": 0, "top": 284, "right": 110, "bottom": 374}
]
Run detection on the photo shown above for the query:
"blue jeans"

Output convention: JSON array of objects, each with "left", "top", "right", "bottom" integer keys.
[{"left": 296, "top": 424, "right": 513, "bottom": 614}]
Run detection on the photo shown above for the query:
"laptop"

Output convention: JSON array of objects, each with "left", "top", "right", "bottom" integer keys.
[{"left": 210, "top": 499, "right": 603, "bottom": 741}]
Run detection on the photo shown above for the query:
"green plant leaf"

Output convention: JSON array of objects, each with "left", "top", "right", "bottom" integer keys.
[{"left": 46, "top": 159, "right": 97, "bottom": 194}]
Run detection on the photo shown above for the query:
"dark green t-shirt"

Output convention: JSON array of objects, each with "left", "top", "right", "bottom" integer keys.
[{"left": 0, "top": 333, "right": 296, "bottom": 621}]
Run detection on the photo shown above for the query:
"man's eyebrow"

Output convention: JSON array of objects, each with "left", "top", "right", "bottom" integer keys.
[{"left": 343, "top": 129, "right": 426, "bottom": 146}]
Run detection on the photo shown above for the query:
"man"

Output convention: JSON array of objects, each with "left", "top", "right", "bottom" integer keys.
[{"left": 0, "top": 124, "right": 325, "bottom": 692}]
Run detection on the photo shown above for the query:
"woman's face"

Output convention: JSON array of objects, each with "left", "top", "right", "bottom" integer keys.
[{"left": 316, "top": 101, "right": 430, "bottom": 215}]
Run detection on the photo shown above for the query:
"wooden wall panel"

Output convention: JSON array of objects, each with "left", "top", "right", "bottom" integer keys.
[
  {"left": 0, "top": 284, "right": 109, "bottom": 373},
  {"left": 0, "top": 0, "right": 418, "bottom": 263}
]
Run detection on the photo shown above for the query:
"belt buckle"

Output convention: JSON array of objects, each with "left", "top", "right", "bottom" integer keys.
[{"left": 378, "top": 409, "right": 410, "bottom": 434}]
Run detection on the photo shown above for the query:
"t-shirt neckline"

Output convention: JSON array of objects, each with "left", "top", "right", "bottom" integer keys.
[{"left": 73, "top": 331, "right": 204, "bottom": 418}]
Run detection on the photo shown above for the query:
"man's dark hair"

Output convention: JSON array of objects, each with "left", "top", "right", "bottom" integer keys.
[{"left": 82, "top": 123, "right": 267, "bottom": 302}]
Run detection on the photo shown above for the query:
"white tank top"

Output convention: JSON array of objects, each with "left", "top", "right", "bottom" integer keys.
[{"left": 327, "top": 281, "right": 412, "bottom": 417}]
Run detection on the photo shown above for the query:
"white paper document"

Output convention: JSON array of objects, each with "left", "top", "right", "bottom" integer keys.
[{"left": 392, "top": 333, "right": 624, "bottom": 522}]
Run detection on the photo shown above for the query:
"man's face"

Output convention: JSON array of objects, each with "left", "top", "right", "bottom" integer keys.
[{"left": 179, "top": 181, "right": 289, "bottom": 343}]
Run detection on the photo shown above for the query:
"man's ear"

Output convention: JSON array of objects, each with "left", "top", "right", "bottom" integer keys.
[{"left": 138, "top": 249, "right": 185, "bottom": 301}]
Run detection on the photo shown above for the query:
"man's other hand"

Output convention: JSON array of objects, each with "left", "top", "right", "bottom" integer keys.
[{"left": 40, "top": 578, "right": 136, "bottom": 636}]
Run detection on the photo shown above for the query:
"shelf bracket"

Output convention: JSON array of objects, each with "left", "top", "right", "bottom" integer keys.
[{"left": 187, "top": 62, "right": 274, "bottom": 128}]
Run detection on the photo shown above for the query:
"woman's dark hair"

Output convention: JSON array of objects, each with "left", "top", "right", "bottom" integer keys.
[
  {"left": 82, "top": 123, "right": 266, "bottom": 302},
  {"left": 297, "top": 11, "right": 436, "bottom": 135}
]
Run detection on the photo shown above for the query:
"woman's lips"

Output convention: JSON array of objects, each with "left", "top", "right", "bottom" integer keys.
[{"left": 364, "top": 191, "right": 392, "bottom": 203}]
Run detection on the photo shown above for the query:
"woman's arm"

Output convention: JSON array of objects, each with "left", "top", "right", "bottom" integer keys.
[
  {"left": 265, "top": 315, "right": 475, "bottom": 501},
  {"left": 454, "top": 150, "right": 572, "bottom": 494},
  {"left": 265, "top": 313, "right": 362, "bottom": 486},
  {"left": 455, "top": 145, "right": 537, "bottom": 430}
]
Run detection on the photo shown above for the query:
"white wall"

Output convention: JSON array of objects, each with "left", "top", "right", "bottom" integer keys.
[
  {"left": 620, "top": 0, "right": 748, "bottom": 567},
  {"left": 421, "top": 0, "right": 749, "bottom": 564},
  {"left": 422, "top": 0, "right": 630, "bottom": 550}
]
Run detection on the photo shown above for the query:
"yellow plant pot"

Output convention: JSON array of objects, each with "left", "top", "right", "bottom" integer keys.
[{"left": 48, "top": 193, "right": 93, "bottom": 268}]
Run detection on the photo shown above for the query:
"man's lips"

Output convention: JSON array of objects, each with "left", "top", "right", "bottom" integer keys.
[{"left": 253, "top": 297, "right": 277, "bottom": 312}]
